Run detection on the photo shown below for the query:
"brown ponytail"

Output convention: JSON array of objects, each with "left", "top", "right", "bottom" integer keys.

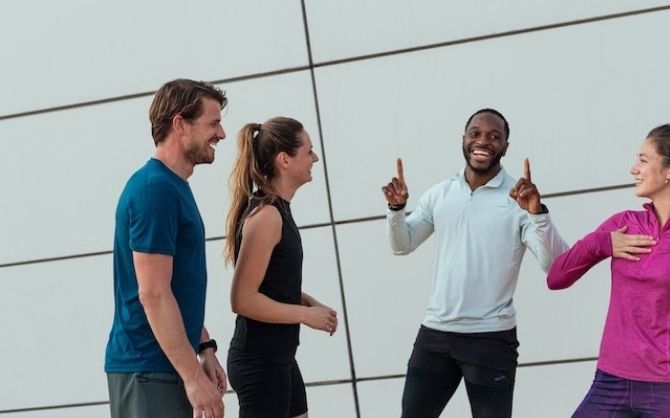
[{"left": 224, "top": 117, "right": 304, "bottom": 265}]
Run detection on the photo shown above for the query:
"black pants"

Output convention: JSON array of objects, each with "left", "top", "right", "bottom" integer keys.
[{"left": 401, "top": 325, "right": 519, "bottom": 418}]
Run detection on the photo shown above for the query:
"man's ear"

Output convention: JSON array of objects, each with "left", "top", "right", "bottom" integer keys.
[
  {"left": 172, "top": 114, "right": 187, "bottom": 135},
  {"left": 502, "top": 141, "right": 510, "bottom": 157}
]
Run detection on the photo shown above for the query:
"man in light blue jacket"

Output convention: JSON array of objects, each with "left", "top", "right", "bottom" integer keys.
[{"left": 382, "top": 108, "right": 568, "bottom": 418}]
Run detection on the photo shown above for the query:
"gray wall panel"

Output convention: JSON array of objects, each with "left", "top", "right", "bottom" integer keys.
[
  {"left": 305, "top": 0, "right": 668, "bottom": 62},
  {"left": 0, "top": 256, "right": 112, "bottom": 410},
  {"left": 0, "top": 0, "right": 307, "bottom": 116}
]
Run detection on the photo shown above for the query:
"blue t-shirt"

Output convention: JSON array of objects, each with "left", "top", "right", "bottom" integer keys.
[{"left": 105, "top": 158, "right": 207, "bottom": 373}]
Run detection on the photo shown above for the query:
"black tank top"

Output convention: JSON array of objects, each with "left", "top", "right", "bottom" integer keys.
[{"left": 230, "top": 192, "right": 303, "bottom": 353}]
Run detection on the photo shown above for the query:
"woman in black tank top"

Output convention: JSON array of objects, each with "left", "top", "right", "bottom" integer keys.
[{"left": 224, "top": 117, "right": 338, "bottom": 418}]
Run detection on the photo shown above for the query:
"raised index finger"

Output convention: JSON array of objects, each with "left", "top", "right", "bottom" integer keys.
[
  {"left": 523, "top": 158, "right": 531, "bottom": 182},
  {"left": 397, "top": 158, "right": 405, "bottom": 183}
]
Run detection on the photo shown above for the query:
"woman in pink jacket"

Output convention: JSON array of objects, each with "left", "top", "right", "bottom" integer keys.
[{"left": 547, "top": 124, "right": 670, "bottom": 417}]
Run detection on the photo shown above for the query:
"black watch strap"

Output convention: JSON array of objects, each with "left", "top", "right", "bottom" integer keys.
[
  {"left": 198, "top": 339, "right": 217, "bottom": 354},
  {"left": 535, "top": 204, "right": 549, "bottom": 214}
]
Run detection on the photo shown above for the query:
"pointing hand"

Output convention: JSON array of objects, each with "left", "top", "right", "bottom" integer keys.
[
  {"left": 509, "top": 158, "right": 542, "bottom": 214},
  {"left": 382, "top": 158, "right": 409, "bottom": 206}
]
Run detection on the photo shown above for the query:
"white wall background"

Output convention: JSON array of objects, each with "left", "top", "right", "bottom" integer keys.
[{"left": 2, "top": 1, "right": 669, "bottom": 417}]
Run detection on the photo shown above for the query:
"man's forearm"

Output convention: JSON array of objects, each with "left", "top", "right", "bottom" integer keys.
[{"left": 141, "top": 291, "right": 201, "bottom": 382}]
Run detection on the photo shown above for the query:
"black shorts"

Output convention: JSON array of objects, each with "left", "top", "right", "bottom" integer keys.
[
  {"left": 227, "top": 348, "right": 307, "bottom": 418},
  {"left": 409, "top": 325, "right": 519, "bottom": 387}
]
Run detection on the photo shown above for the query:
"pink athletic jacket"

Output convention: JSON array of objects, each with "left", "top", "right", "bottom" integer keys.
[{"left": 547, "top": 203, "right": 670, "bottom": 382}]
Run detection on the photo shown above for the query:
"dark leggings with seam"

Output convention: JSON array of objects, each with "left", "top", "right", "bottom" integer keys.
[
  {"left": 401, "top": 326, "right": 517, "bottom": 418},
  {"left": 402, "top": 362, "right": 514, "bottom": 418}
]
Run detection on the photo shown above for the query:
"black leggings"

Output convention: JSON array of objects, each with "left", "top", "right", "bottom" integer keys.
[
  {"left": 401, "top": 326, "right": 518, "bottom": 418},
  {"left": 402, "top": 364, "right": 514, "bottom": 418}
]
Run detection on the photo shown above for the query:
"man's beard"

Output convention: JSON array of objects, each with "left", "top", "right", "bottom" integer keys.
[
  {"left": 185, "top": 141, "right": 214, "bottom": 165},
  {"left": 462, "top": 148, "right": 503, "bottom": 174}
]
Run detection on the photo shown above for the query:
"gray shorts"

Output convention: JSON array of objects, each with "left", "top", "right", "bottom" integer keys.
[{"left": 107, "top": 372, "right": 192, "bottom": 418}]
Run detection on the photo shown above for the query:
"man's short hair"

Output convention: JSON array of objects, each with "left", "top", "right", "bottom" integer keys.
[{"left": 149, "top": 79, "right": 227, "bottom": 145}]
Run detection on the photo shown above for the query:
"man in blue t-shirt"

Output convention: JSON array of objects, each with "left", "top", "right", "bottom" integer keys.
[{"left": 105, "top": 79, "right": 228, "bottom": 418}]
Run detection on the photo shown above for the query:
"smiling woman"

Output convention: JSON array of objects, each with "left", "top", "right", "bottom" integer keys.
[
  {"left": 547, "top": 124, "right": 670, "bottom": 417},
  {"left": 631, "top": 131, "right": 670, "bottom": 200},
  {"left": 223, "top": 117, "right": 336, "bottom": 418}
]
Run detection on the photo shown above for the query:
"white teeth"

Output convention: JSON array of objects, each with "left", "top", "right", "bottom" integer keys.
[{"left": 472, "top": 150, "right": 490, "bottom": 156}]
